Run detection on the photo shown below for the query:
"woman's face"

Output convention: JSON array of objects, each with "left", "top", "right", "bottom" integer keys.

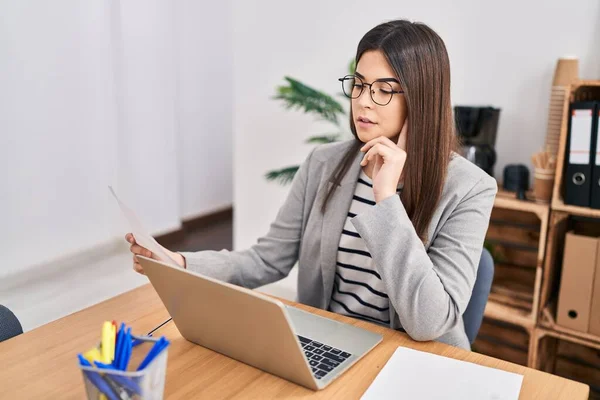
[{"left": 351, "top": 50, "right": 407, "bottom": 144}]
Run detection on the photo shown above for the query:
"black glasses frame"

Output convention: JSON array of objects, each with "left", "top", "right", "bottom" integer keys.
[{"left": 338, "top": 74, "right": 404, "bottom": 106}]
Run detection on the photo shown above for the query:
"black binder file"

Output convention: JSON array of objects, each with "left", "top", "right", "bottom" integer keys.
[
  {"left": 564, "top": 102, "right": 596, "bottom": 207},
  {"left": 590, "top": 103, "right": 600, "bottom": 208}
]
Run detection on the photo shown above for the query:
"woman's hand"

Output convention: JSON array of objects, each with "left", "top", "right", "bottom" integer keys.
[
  {"left": 125, "top": 233, "right": 185, "bottom": 274},
  {"left": 360, "top": 118, "right": 408, "bottom": 203}
]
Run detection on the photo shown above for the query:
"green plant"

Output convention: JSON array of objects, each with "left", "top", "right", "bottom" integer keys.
[
  {"left": 265, "top": 60, "right": 355, "bottom": 185},
  {"left": 483, "top": 240, "right": 504, "bottom": 264}
]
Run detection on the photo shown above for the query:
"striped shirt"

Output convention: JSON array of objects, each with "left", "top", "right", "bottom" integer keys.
[{"left": 328, "top": 170, "right": 403, "bottom": 326}]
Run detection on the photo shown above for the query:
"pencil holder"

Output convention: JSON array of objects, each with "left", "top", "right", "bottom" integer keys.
[{"left": 78, "top": 335, "right": 168, "bottom": 400}]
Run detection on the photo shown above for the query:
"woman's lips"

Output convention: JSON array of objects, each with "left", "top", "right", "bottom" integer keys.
[{"left": 356, "top": 116, "right": 377, "bottom": 128}]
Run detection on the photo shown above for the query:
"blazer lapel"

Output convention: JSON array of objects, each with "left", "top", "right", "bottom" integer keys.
[{"left": 320, "top": 150, "right": 363, "bottom": 308}]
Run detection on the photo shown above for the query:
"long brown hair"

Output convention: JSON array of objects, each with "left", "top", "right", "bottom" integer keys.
[{"left": 322, "top": 20, "right": 458, "bottom": 242}]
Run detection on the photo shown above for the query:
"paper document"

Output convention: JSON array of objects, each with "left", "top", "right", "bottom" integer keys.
[
  {"left": 361, "top": 346, "right": 523, "bottom": 400},
  {"left": 109, "top": 186, "right": 179, "bottom": 267}
]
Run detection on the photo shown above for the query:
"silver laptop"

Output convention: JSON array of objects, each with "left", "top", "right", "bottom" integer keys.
[{"left": 138, "top": 256, "right": 383, "bottom": 390}]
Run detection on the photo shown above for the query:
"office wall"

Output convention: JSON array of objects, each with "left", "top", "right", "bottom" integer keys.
[
  {"left": 114, "top": 0, "right": 181, "bottom": 237},
  {"left": 232, "top": 0, "right": 600, "bottom": 286},
  {"left": 175, "top": 0, "right": 233, "bottom": 220},
  {"left": 0, "top": 1, "right": 233, "bottom": 277},
  {"left": 0, "top": 1, "right": 121, "bottom": 276}
]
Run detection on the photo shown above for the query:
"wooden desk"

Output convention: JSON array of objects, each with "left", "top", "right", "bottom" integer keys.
[{"left": 0, "top": 285, "right": 589, "bottom": 399}]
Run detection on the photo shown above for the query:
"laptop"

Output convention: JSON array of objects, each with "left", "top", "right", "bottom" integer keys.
[{"left": 137, "top": 256, "right": 383, "bottom": 390}]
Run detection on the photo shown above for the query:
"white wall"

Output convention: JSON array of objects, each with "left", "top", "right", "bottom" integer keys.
[
  {"left": 175, "top": 0, "right": 233, "bottom": 220},
  {"left": 114, "top": 0, "right": 181, "bottom": 236},
  {"left": 232, "top": 0, "right": 600, "bottom": 253},
  {"left": 0, "top": 1, "right": 233, "bottom": 278},
  {"left": 0, "top": 1, "right": 121, "bottom": 275}
]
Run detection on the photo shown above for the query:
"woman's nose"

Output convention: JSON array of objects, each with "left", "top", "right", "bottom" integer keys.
[{"left": 356, "top": 86, "right": 374, "bottom": 108}]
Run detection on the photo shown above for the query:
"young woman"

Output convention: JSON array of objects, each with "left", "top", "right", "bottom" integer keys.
[{"left": 126, "top": 19, "right": 497, "bottom": 350}]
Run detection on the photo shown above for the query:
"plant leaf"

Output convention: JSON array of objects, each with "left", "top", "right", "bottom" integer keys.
[
  {"left": 265, "top": 166, "right": 300, "bottom": 185},
  {"left": 348, "top": 58, "right": 356, "bottom": 75},
  {"left": 305, "top": 135, "right": 340, "bottom": 144},
  {"left": 274, "top": 77, "right": 345, "bottom": 126},
  {"left": 483, "top": 240, "right": 505, "bottom": 264}
]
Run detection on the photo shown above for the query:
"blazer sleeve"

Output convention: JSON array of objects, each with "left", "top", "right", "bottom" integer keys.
[
  {"left": 350, "top": 175, "right": 497, "bottom": 341},
  {"left": 178, "top": 148, "right": 315, "bottom": 289}
]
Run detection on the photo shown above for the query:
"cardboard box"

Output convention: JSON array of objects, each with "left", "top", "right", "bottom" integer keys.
[
  {"left": 556, "top": 231, "right": 597, "bottom": 333},
  {"left": 589, "top": 240, "right": 600, "bottom": 335}
]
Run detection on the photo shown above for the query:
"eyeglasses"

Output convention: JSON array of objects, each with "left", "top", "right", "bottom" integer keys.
[{"left": 338, "top": 75, "right": 404, "bottom": 106}]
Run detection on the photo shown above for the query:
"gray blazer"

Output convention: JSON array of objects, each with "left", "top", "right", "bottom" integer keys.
[{"left": 181, "top": 139, "right": 497, "bottom": 350}]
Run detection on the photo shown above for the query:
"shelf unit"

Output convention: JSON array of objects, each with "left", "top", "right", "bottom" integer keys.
[
  {"left": 531, "top": 327, "right": 600, "bottom": 397},
  {"left": 535, "top": 209, "right": 600, "bottom": 339},
  {"left": 539, "top": 300, "right": 600, "bottom": 347},
  {"left": 477, "top": 190, "right": 549, "bottom": 366},
  {"left": 541, "top": 80, "right": 600, "bottom": 347},
  {"left": 485, "top": 191, "right": 549, "bottom": 329},
  {"left": 477, "top": 80, "right": 600, "bottom": 395},
  {"left": 551, "top": 80, "right": 600, "bottom": 218}
]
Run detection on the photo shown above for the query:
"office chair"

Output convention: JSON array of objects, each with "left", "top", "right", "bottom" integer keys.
[
  {"left": 463, "top": 248, "right": 495, "bottom": 345},
  {"left": 0, "top": 305, "right": 23, "bottom": 342}
]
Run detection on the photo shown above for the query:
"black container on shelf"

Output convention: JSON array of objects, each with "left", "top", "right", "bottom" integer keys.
[{"left": 503, "top": 164, "right": 530, "bottom": 200}]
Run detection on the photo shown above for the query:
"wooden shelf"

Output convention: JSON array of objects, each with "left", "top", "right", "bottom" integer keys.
[
  {"left": 550, "top": 198, "right": 600, "bottom": 219},
  {"left": 489, "top": 284, "right": 533, "bottom": 312},
  {"left": 538, "top": 79, "right": 600, "bottom": 353},
  {"left": 537, "top": 211, "right": 600, "bottom": 347},
  {"left": 539, "top": 303, "right": 600, "bottom": 349},
  {"left": 473, "top": 318, "right": 530, "bottom": 367},
  {"left": 551, "top": 80, "right": 600, "bottom": 217},
  {"left": 495, "top": 189, "right": 550, "bottom": 219},
  {"left": 489, "top": 263, "right": 536, "bottom": 313},
  {"left": 481, "top": 81, "right": 600, "bottom": 390},
  {"left": 484, "top": 299, "right": 535, "bottom": 331},
  {"left": 570, "top": 79, "right": 600, "bottom": 91},
  {"left": 485, "top": 194, "right": 548, "bottom": 330},
  {"left": 531, "top": 327, "right": 600, "bottom": 398}
]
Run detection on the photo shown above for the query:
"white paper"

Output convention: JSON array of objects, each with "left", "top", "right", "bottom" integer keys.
[
  {"left": 361, "top": 346, "right": 523, "bottom": 400},
  {"left": 569, "top": 109, "right": 592, "bottom": 165},
  {"left": 109, "top": 186, "right": 179, "bottom": 267}
]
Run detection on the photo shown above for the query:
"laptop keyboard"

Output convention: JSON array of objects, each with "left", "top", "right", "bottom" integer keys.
[{"left": 297, "top": 335, "right": 352, "bottom": 380}]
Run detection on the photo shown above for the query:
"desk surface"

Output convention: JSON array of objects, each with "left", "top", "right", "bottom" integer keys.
[{"left": 0, "top": 284, "right": 589, "bottom": 399}]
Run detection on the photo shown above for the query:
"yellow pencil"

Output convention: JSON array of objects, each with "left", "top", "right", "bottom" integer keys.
[
  {"left": 101, "top": 321, "right": 112, "bottom": 364},
  {"left": 110, "top": 323, "right": 116, "bottom": 362}
]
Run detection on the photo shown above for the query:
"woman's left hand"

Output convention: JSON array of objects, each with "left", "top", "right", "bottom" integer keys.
[{"left": 360, "top": 118, "right": 408, "bottom": 203}]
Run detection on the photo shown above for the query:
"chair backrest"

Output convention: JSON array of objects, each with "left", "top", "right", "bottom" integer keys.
[
  {"left": 0, "top": 305, "right": 23, "bottom": 342},
  {"left": 463, "top": 248, "right": 494, "bottom": 345}
]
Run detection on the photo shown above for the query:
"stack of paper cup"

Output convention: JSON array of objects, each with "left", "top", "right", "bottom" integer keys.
[{"left": 545, "top": 57, "right": 579, "bottom": 157}]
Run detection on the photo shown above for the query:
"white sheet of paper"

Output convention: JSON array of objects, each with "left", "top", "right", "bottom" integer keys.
[
  {"left": 361, "top": 346, "right": 523, "bottom": 400},
  {"left": 109, "top": 186, "right": 179, "bottom": 267}
]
